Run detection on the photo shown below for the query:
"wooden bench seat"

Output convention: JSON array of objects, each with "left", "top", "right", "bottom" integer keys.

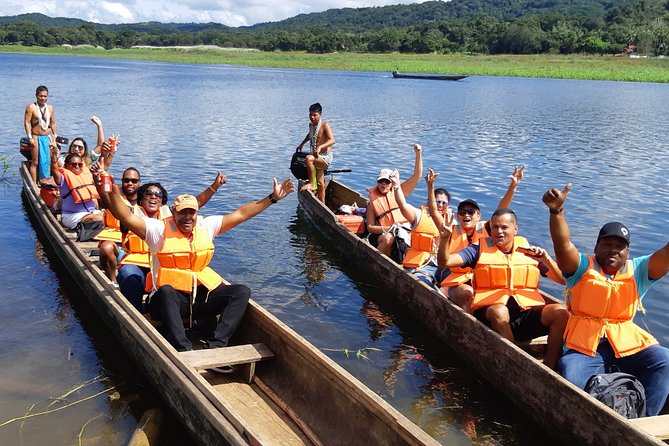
[
  {"left": 628, "top": 414, "right": 669, "bottom": 440},
  {"left": 179, "top": 343, "right": 274, "bottom": 383}
]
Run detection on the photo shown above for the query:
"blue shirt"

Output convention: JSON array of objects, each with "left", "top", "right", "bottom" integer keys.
[{"left": 565, "top": 253, "right": 656, "bottom": 299}]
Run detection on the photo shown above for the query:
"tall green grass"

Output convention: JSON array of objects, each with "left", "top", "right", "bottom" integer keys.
[{"left": 2, "top": 45, "right": 668, "bottom": 83}]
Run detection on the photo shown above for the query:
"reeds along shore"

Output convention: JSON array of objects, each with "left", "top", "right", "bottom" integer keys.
[{"left": 2, "top": 45, "right": 669, "bottom": 83}]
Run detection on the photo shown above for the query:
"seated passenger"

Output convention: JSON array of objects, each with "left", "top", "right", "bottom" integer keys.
[
  {"left": 543, "top": 184, "right": 669, "bottom": 415},
  {"left": 437, "top": 208, "right": 568, "bottom": 369},
  {"left": 366, "top": 144, "right": 423, "bottom": 263},
  {"left": 428, "top": 166, "right": 525, "bottom": 311},
  {"left": 59, "top": 116, "right": 112, "bottom": 168},
  {"left": 101, "top": 173, "right": 294, "bottom": 351},
  {"left": 96, "top": 167, "right": 142, "bottom": 282},
  {"left": 390, "top": 167, "right": 450, "bottom": 289},
  {"left": 50, "top": 144, "right": 103, "bottom": 229}
]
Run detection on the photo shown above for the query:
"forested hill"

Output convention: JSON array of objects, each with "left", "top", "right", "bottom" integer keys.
[
  {"left": 0, "top": 0, "right": 631, "bottom": 33},
  {"left": 250, "top": 0, "right": 627, "bottom": 31}
]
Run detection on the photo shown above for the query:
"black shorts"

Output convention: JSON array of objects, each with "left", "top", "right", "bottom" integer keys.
[{"left": 473, "top": 296, "right": 547, "bottom": 341}]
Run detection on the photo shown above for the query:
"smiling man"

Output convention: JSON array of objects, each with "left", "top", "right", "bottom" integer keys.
[
  {"left": 102, "top": 174, "right": 294, "bottom": 352},
  {"left": 437, "top": 207, "right": 568, "bottom": 369},
  {"left": 543, "top": 184, "right": 669, "bottom": 416}
]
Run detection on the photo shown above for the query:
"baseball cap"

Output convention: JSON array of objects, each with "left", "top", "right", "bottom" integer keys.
[
  {"left": 173, "top": 194, "right": 199, "bottom": 212},
  {"left": 597, "top": 222, "right": 630, "bottom": 245},
  {"left": 457, "top": 199, "right": 480, "bottom": 211},
  {"left": 377, "top": 169, "right": 392, "bottom": 182}
]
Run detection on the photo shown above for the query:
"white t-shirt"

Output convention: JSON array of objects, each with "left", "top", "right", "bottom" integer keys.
[{"left": 143, "top": 215, "right": 224, "bottom": 290}]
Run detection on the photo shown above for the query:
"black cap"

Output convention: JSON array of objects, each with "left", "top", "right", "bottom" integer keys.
[
  {"left": 597, "top": 222, "right": 630, "bottom": 245},
  {"left": 458, "top": 199, "right": 480, "bottom": 211}
]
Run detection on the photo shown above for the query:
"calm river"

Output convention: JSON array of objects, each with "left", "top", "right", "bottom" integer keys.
[{"left": 1, "top": 53, "right": 668, "bottom": 445}]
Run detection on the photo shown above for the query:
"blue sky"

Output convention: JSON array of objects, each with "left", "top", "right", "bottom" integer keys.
[{"left": 0, "top": 0, "right": 430, "bottom": 27}]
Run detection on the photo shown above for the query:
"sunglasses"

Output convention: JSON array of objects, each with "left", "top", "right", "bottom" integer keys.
[
  {"left": 436, "top": 200, "right": 449, "bottom": 206},
  {"left": 122, "top": 178, "right": 140, "bottom": 184},
  {"left": 144, "top": 190, "right": 163, "bottom": 198},
  {"left": 458, "top": 209, "right": 477, "bottom": 216},
  {"left": 377, "top": 179, "right": 391, "bottom": 185},
  {"left": 68, "top": 162, "right": 83, "bottom": 168},
  {"left": 71, "top": 144, "right": 85, "bottom": 150}
]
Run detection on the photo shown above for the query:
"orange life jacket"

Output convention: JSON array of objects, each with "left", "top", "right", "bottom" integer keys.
[
  {"left": 471, "top": 236, "right": 543, "bottom": 311},
  {"left": 60, "top": 167, "right": 99, "bottom": 204},
  {"left": 95, "top": 196, "right": 132, "bottom": 243},
  {"left": 119, "top": 205, "right": 171, "bottom": 268},
  {"left": 403, "top": 206, "right": 439, "bottom": 268},
  {"left": 440, "top": 222, "right": 488, "bottom": 288},
  {"left": 153, "top": 216, "right": 223, "bottom": 294},
  {"left": 564, "top": 256, "right": 658, "bottom": 358},
  {"left": 368, "top": 187, "right": 408, "bottom": 227}
]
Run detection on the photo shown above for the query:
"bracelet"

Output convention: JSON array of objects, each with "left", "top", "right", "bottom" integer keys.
[
  {"left": 549, "top": 208, "right": 564, "bottom": 214},
  {"left": 208, "top": 186, "right": 217, "bottom": 193},
  {"left": 267, "top": 193, "right": 277, "bottom": 204}
]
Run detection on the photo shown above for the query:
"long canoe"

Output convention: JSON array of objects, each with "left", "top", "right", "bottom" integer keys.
[
  {"left": 296, "top": 178, "right": 669, "bottom": 446},
  {"left": 19, "top": 163, "right": 439, "bottom": 446},
  {"left": 392, "top": 71, "right": 468, "bottom": 81}
]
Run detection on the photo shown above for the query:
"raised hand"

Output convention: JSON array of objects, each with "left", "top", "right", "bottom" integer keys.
[
  {"left": 389, "top": 168, "right": 401, "bottom": 188},
  {"left": 509, "top": 164, "right": 526, "bottom": 186},
  {"left": 424, "top": 167, "right": 439, "bottom": 187},
  {"left": 211, "top": 170, "right": 227, "bottom": 190},
  {"left": 413, "top": 143, "right": 422, "bottom": 156},
  {"left": 90, "top": 115, "right": 102, "bottom": 127},
  {"left": 542, "top": 183, "right": 572, "bottom": 210},
  {"left": 438, "top": 210, "right": 455, "bottom": 240},
  {"left": 273, "top": 178, "right": 296, "bottom": 201}
]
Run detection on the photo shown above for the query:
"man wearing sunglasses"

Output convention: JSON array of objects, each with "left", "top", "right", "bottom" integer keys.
[
  {"left": 366, "top": 144, "right": 423, "bottom": 263},
  {"left": 96, "top": 168, "right": 142, "bottom": 282},
  {"left": 101, "top": 173, "right": 295, "bottom": 352},
  {"left": 426, "top": 166, "right": 525, "bottom": 311}
]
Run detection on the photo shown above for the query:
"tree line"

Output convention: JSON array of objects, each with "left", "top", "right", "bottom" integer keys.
[{"left": 0, "top": 0, "right": 667, "bottom": 55}]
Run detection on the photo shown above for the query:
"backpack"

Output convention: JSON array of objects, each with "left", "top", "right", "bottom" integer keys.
[{"left": 584, "top": 372, "right": 646, "bottom": 419}]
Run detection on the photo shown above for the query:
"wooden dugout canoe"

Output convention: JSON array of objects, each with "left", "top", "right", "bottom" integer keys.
[
  {"left": 296, "top": 178, "right": 669, "bottom": 446},
  {"left": 19, "top": 162, "right": 438, "bottom": 446},
  {"left": 391, "top": 71, "right": 468, "bottom": 81}
]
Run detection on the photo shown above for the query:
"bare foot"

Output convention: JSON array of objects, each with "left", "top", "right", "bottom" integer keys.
[{"left": 300, "top": 182, "right": 315, "bottom": 191}]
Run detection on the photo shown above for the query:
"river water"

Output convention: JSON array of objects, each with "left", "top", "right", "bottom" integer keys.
[{"left": 1, "top": 53, "right": 668, "bottom": 445}]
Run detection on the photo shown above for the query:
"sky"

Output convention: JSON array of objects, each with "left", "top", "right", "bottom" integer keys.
[{"left": 0, "top": 1, "right": 430, "bottom": 27}]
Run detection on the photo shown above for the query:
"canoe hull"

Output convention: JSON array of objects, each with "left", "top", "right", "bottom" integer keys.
[{"left": 392, "top": 71, "right": 468, "bottom": 81}]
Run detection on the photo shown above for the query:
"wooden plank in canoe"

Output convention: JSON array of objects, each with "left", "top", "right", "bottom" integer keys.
[
  {"left": 208, "top": 374, "right": 316, "bottom": 446},
  {"left": 179, "top": 344, "right": 274, "bottom": 370},
  {"left": 628, "top": 414, "right": 669, "bottom": 440}
]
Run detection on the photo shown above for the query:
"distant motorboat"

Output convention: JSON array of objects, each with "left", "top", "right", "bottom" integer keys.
[{"left": 392, "top": 70, "right": 468, "bottom": 81}]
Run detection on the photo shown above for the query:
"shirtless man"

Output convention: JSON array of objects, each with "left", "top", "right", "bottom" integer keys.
[
  {"left": 297, "top": 103, "right": 335, "bottom": 203},
  {"left": 25, "top": 86, "right": 58, "bottom": 182}
]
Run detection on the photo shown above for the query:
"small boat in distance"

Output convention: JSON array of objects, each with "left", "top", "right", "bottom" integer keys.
[{"left": 392, "top": 70, "right": 468, "bottom": 81}]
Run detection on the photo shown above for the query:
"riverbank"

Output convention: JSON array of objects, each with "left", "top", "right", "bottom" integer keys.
[{"left": 2, "top": 44, "right": 668, "bottom": 82}]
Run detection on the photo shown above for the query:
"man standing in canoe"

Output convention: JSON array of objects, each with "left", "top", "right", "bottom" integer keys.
[
  {"left": 25, "top": 85, "right": 58, "bottom": 183},
  {"left": 436, "top": 208, "right": 568, "bottom": 369},
  {"left": 297, "top": 103, "right": 335, "bottom": 203},
  {"left": 543, "top": 184, "right": 669, "bottom": 415},
  {"left": 102, "top": 174, "right": 294, "bottom": 351}
]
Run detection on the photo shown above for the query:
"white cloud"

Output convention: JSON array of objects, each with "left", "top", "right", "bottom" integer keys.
[{"left": 0, "top": 0, "right": 430, "bottom": 27}]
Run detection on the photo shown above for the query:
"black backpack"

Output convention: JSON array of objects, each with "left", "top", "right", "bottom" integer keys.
[{"left": 584, "top": 372, "right": 646, "bottom": 419}]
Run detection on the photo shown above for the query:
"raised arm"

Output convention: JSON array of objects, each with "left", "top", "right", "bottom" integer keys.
[
  {"left": 425, "top": 168, "right": 444, "bottom": 229},
  {"left": 391, "top": 169, "right": 418, "bottom": 224},
  {"left": 90, "top": 116, "right": 105, "bottom": 157},
  {"left": 542, "top": 183, "right": 579, "bottom": 275},
  {"left": 98, "top": 176, "right": 147, "bottom": 239},
  {"left": 648, "top": 243, "right": 669, "bottom": 280},
  {"left": 317, "top": 122, "right": 335, "bottom": 152},
  {"left": 400, "top": 144, "right": 423, "bottom": 197},
  {"left": 218, "top": 178, "right": 295, "bottom": 234},
  {"left": 196, "top": 171, "right": 227, "bottom": 208},
  {"left": 498, "top": 164, "right": 525, "bottom": 209}
]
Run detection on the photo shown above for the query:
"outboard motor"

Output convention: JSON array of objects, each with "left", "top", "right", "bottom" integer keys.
[
  {"left": 290, "top": 149, "right": 309, "bottom": 180},
  {"left": 19, "top": 137, "right": 32, "bottom": 160}
]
